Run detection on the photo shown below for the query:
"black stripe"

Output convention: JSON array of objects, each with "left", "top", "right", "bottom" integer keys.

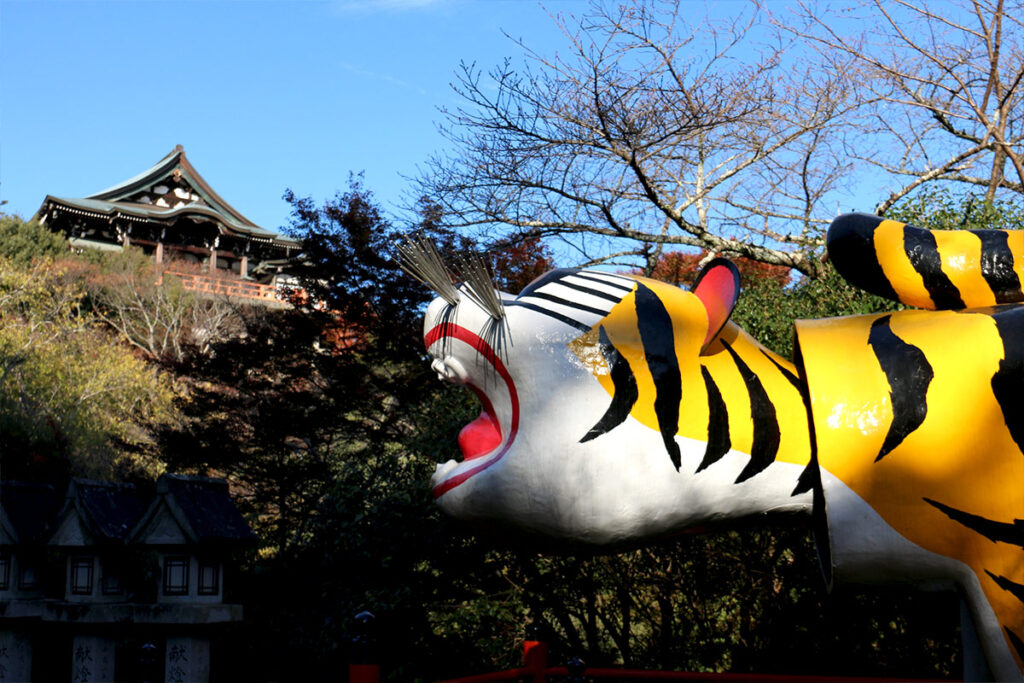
[
  {"left": 868, "top": 315, "right": 932, "bottom": 461},
  {"left": 634, "top": 283, "right": 682, "bottom": 471},
  {"left": 986, "top": 570, "right": 1024, "bottom": 606},
  {"left": 904, "top": 226, "right": 966, "bottom": 309},
  {"left": 522, "top": 291, "right": 610, "bottom": 317},
  {"left": 760, "top": 349, "right": 802, "bottom": 393},
  {"left": 722, "top": 340, "right": 781, "bottom": 483},
  {"left": 1006, "top": 627, "right": 1024, "bottom": 664},
  {"left": 826, "top": 213, "right": 900, "bottom": 303},
  {"left": 976, "top": 230, "right": 1023, "bottom": 304},
  {"left": 518, "top": 268, "right": 580, "bottom": 298},
  {"left": 793, "top": 455, "right": 818, "bottom": 496},
  {"left": 550, "top": 277, "right": 625, "bottom": 303},
  {"left": 792, "top": 340, "right": 830, "bottom": 585},
  {"left": 990, "top": 306, "right": 1024, "bottom": 454},
  {"left": 504, "top": 301, "right": 590, "bottom": 331},
  {"left": 924, "top": 497, "right": 1024, "bottom": 547},
  {"left": 580, "top": 326, "right": 638, "bottom": 443},
  {"left": 573, "top": 271, "right": 635, "bottom": 292},
  {"left": 791, "top": 342, "right": 818, "bottom": 496},
  {"left": 696, "top": 366, "right": 730, "bottom": 473}
]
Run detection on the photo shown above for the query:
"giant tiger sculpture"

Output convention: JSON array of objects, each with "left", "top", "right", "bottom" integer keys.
[{"left": 400, "top": 213, "right": 1024, "bottom": 680}]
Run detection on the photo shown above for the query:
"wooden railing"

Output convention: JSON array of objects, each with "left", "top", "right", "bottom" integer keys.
[
  {"left": 163, "top": 271, "right": 360, "bottom": 348},
  {"left": 164, "top": 270, "right": 296, "bottom": 305}
]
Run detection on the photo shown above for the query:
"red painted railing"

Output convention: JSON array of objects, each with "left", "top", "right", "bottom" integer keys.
[{"left": 164, "top": 270, "right": 296, "bottom": 304}]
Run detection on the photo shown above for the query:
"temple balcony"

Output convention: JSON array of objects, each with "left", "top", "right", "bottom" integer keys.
[{"left": 162, "top": 269, "right": 300, "bottom": 308}]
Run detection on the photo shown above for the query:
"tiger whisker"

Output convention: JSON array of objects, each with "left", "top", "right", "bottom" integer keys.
[
  {"left": 455, "top": 253, "right": 506, "bottom": 321},
  {"left": 396, "top": 234, "right": 460, "bottom": 307}
]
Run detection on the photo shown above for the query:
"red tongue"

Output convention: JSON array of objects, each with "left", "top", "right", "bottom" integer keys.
[{"left": 458, "top": 411, "right": 502, "bottom": 460}]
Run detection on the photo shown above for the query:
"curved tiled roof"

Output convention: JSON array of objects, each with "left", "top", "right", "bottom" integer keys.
[
  {"left": 0, "top": 481, "right": 59, "bottom": 544},
  {"left": 38, "top": 145, "right": 299, "bottom": 250},
  {"left": 158, "top": 475, "right": 257, "bottom": 544},
  {"left": 71, "top": 480, "right": 146, "bottom": 543}
]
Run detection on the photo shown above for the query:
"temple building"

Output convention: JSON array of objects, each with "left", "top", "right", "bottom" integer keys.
[
  {"left": 35, "top": 146, "right": 302, "bottom": 304},
  {"left": 0, "top": 475, "right": 256, "bottom": 682}
]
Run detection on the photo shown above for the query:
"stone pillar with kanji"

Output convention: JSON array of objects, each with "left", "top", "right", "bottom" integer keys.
[{"left": 165, "top": 636, "right": 210, "bottom": 683}]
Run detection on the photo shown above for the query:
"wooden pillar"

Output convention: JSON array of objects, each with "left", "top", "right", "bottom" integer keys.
[
  {"left": 209, "top": 236, "right": 220, "bottom": 274},
  {"left": 240, "top": 254, "right": 249, "bottom": 279},
  {"left": 155, "top": 241, "right": 164, "bottom": 265}
]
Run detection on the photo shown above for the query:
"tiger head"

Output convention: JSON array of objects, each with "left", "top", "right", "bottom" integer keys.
[{"left": 409, "top": 248, "right": 810, "bottom": 546}]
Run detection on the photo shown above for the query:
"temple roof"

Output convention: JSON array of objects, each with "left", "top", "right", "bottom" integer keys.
[
  {"left": 54, "top": 480, "right": 147, "bottom": 545},
  {"left": 0, "top": 482, "right": 60, "bottom": 545},
  {"left": 131, "top": 474, "right": 257, "bottom": 546},
  {"left": 38, "top": 145, "right": 299, "bottom": 250},
  {"left": 10, "top": 474, "right": 257, "bottom": 548}
]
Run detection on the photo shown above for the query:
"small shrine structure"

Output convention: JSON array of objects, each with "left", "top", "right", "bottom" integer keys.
[
  {"left": 0, "top": 475, "right": 256, "bottom": 682},
  {"left": 35, "top": 145, "right": 302, "bottom": 305}
]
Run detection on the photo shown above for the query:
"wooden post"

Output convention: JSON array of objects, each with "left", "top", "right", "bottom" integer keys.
[
  {"left": 209, "top": 247, "right": 217, "bottom": 274},
  {"left": 240, "top": 254, "right": 249, "bottom": 279},
  {"left": 155, "top": 241, "right": 164, "bottom": 265}
]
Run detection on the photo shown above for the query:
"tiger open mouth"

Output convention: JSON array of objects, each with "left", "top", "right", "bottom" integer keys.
[{"left": 425, "top": 322, "right": 520, "bottom": 498}]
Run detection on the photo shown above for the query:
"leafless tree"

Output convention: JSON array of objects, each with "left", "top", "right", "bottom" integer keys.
[
  {"left": 789, "top": 0, "right": 1024, "bottom": 214},
  {"left": 417, "top": 2, "right": 868, "bottom": 276},
  {"left": 68, "top": 254, "right": 246, "bottom": 364}
]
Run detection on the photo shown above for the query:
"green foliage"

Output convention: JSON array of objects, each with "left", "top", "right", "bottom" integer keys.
[
  {"left": 0, "top": 258, "right": 177, "bottom": 481},
  {"left": 0, "top": 213, "right": 67, "bottom": 266},
  {"left": 732, "top": 188, "right": 1024, "bottom": 359},
  {"left": 493, "top": 528, "right": 957, "bottom": 678},
  {"left": 160, "top": 306, "right": 341, "bottom": 555},
  {"left": 160, "top": 181, "right": 465, "bottom": 557},
  {"left": 886, "top": 188, "right": 1024, "bottom": 231},
  {"left": 732, "top": 263, "right": 901, "bottom": 358}
]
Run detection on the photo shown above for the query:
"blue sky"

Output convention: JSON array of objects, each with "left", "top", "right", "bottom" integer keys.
[{"left": 0, "top": 0, "right": 594, "bottom": 234}]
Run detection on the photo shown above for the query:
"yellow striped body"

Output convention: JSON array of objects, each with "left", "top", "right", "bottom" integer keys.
[
  {"left": 564, "top": 270, "right": 1024, "bottom": 676},
  {"left": 829, "top": 213, "right": 1024, "bottom": 309},
  {"left": 798, "top": 309, "right": 1024, "bottom": 676},
  {"left": 825, "top": 214, "right": 1024, "bottom": 676},
  {"left": 568, "top": 276, "right": 812, "bottom": 475}
]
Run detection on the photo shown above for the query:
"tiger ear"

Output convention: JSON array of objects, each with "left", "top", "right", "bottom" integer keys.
[{"left": 691, "top": 258, "right": 741, "bottom": 349}]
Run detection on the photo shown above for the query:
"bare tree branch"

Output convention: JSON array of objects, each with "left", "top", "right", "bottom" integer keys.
[
  {"left": 416, "top": 0, "right": 1024, "bottom": 280},
  {"left": 789, "top": 0, "right": 1024, "bottom": 213},
  {"left": 416, "top": 1, "right": 861, "bottom": 277}
]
